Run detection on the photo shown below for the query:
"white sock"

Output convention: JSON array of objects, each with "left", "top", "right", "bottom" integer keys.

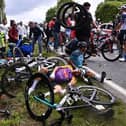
[
  {"left": 31, "top": 80, "right": 39, "bottom": 89},
  {"left": 94, "top": 74, "right": 101, "bottom": 81},
  {"left": 45, "top": 92, "right": 50, "bottom": 97},
  {"left": 59, "top": 89, "right": 66, "bottom": 95},
  {"left": 28, "top": 80, "right": 39, "bottom": 95}
]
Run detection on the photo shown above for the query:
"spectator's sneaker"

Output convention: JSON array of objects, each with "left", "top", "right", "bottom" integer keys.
[
  {"left": 100, "top": 71, "right": 106, "bottom": 83},
  {"left": 119, "top": 57, "right": 126, "bottom": 62}
]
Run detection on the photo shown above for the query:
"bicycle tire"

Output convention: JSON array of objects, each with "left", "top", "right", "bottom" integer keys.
[
  {"left": 78, "top": 85, "right": 115, "bottom": 105},
  {"left": 46, "top": 56, "right": 67, "bottom": 72},
  {"left": 101, "top": 41, "right": 121, "bottom": 62},
  {"left": 25, "top": 73, "right": 54, "bottom": 121},
  {"left": 1, "top": 63, "right": 32, "bottom": 97},
  {"left": 57, "top": 2, "right": 87, "bottom": 29},
  {"left": 61, "top": 3, "right": 83, "bottom": 29}
]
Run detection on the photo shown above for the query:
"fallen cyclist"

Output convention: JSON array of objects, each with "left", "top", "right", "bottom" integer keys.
[{"left": 28, "top": 63, "right": 106, "bottom": 95}]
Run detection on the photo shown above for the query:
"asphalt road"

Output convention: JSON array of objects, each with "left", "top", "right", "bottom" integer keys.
[{"left": 86, "top": 56, "right": 126, "bottom": 89}]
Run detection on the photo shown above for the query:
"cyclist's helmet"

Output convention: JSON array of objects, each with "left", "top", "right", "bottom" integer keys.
[
  {"left": 77, "top": 41, "right": 87, "bottom": 48},
  {"left": 120, "top": 4, "right": 126, "bottom": 10}
]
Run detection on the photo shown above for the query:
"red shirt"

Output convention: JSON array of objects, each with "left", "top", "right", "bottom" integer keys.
[
  {"left": 8, "top": 26, "right": 18, "bottom": 42},
  {"left": 48, "top": 20, "right": 55, "bottom": 29}
]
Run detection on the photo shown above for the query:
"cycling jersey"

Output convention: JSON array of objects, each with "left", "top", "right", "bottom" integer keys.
[
  {"left": 50, "top": 65, "right": 76, "bottom": 84},
  {"left": 120, "top": 12, "right": 126, "bottom": 30}
]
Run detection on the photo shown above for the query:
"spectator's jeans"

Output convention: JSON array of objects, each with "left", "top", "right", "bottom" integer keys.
[
  {"left": 32, "top": 35, "right": 43, "bottom": 54},
  {"left": 53, "top": 32, "right": 60, "bottom": 49}
]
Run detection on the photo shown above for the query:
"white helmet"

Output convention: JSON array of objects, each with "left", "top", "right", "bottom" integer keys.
[{"left": 120, "top": 4, "right": 126, "bottom": 10}]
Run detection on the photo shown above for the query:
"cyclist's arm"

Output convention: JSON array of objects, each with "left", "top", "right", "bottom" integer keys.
[{"left": 68, "top": 76, "right": 77, "bottom": 86}]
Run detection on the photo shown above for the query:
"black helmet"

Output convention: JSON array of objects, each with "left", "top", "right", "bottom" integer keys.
[{"left": 77, "top": 41, "right": 87, "bottom": 48}]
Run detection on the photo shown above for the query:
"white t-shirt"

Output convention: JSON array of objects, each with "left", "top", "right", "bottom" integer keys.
[{"left": 0, "top": 24, "right": 9, "bottom": 39}]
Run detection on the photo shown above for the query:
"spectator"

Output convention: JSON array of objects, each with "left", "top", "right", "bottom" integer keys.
[
  {"left": 48, "top": 17, "right": 56, "bottom": 49},
  {"left": 29, "top": 21, "right": 44, "bottom": 57},
  {"left": 43, "top": 22, "right": 51, "bottom": 52},
  {"left": 75, "top": 2, "right": 97, "bottom": 42},
  {"left": 0, "top": 18, "right": 8, "bottom": 54},
  {"left": 53, "top": 18, "right": 60, "bottom": 50},
  {"left": 17, "top": 21, "right": 27, "bottom": 39},
  {"left": 8, "top": 22, "right": 18, "bottom": 43},
  {"left": 0, "top": 18, "right": 8, "bottom": 41},
  {"left": 116, "top": 5, "right": 126, "bottom": 62},
  {"left": 0, "top": 29, "right": 6, "bottom": 54}
]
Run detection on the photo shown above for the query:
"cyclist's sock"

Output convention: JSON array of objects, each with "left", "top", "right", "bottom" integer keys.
[
  {"left": 59, "top": 89, "right": 66, "bottom": 95},
  {"left": 94, "top": 72, "right": 106, "bottom": 83},
  {"left": 28, "top": 80, "right": 39, "bottom": 95}
]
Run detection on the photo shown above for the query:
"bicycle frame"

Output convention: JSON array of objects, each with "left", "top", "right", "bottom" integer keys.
[{"left": 33, "top": 86, "right": 106, "bottom": 112}]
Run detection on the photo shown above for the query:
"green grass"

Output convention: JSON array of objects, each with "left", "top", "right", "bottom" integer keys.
[
  {"left": 1, "top": 82, "right": 126, "bottom": 126},
  {"left": 1, "top": 49, "right": 126, "bottom": 126}
]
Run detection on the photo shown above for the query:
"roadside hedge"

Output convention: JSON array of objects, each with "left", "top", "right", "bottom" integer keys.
[{"left": 95, "top": 1, "right": 126, "bottom": 23}]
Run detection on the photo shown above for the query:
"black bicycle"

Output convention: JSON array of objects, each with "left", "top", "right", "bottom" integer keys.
[{"left": 1, "top": 62, "right": 32, "bottom": 97}]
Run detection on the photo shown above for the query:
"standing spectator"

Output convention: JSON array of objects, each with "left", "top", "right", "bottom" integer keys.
[
  {"left": 65, "top": 14, "right": 72, "bottom": 40},
  {"left": 59, "top": 26, "right": 66, "bottom": 46},
  {"left": 53, "top": 18, "right": 60, "bottom": 50},
  {"left": 17, "top": 21, "right": 27, "bottom": 39},
  {"left": 8, "top": 22, "right": 18, "bottom": 43},
  {"left": 75, "top": 2, "right": 97, "bottom": 42},
  {"left": 0, "top": 18, "right": 8, "bottom": 41},
  {"left": 48, "top": 17, "right": 56, "bottom": 49},
  {"left": 29, "top": 21, "right": 44, "bottom": 57},
  {"left": 0, "top": 18, "right": 8, "bottom": 54},
  {"left": 0, "top": 29, "right": 6, "bottom": 55},
  {"left": 43, "top": 22, "right": 50, "bottom": 52},
  {"left": 116, "top": 5, "right": 126, "bottom": 62}
]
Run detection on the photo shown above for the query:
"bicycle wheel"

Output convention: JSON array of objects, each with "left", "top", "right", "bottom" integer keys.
[
  {"left": 78, "top": 85, "right": 115, "bottom": 105},
  {"left": 13, "top": 47, "right": 25, "bottom": 63},
  {"left": 46, "top": 56, "right": 67, "bottom": 72},
  {"left": 57, "top": 2, "right": 87, "bottom": 29},
  {"left": 25, "top": 73, "right": 54, "bottom": 121},
  {"left": 1, "top": 63, "right": 32, "bottom": 97},
  {"left": 101, "top": 40, "right": 121, "bottom": 62}
]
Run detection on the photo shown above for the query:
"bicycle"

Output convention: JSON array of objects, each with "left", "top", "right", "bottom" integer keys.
[
  {"left": 84, "top": 28, "right": 121, "bottom": 61},
  {"left": 0, "top": 62, "right": 32, "bottom": 98},
  {"left": 24, "top": 72, "right": 115, "bottom": 124}
]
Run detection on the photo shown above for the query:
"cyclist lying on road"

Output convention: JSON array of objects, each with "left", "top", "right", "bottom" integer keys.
[{"left": 28, "top": 63, "right": 106, "bottom": 95}]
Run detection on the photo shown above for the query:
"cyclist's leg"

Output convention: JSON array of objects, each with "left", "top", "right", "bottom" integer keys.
[
  {"left": 25, "top": 73, "right": 54, "bottom": 121},
  {"left": 84, "top": 67, "right": 106, "bottom": 83}
]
